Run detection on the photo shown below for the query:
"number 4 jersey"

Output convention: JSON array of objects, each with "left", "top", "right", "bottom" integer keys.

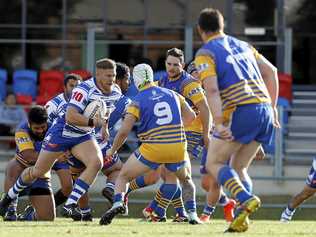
[{"left": 127, "top": 83, "right": 188, "bottom": 164}]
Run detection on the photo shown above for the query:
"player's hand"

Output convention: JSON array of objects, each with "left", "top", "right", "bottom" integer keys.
[
  {"left": 215, "top": 124, "right": 233, "bottom": 141},
  {"left": 106, "top": 148, "right": 114, "bottom": 157},
  {"left": 254, "top": 146, "right": 265, "bottom": 160},
  {"left": 93, "top": 113, "right": 107, "bottom": 128},
  {"left": 273, "top": 107, "right": 281, "bottom": 128}
]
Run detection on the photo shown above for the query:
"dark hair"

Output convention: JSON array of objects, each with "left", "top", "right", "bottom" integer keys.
[
  {"left": 96, "top": 58, "right": 116, "bottom": 70},
  {"left": 64, "top": 73, "right": 82, "bottom": 86},
  {"left": 166, "top": 48, "right": 184, "bottom": 63},
  {"left": 198, "top": 8, "right": 224, "bottom": 33},
  {"left": 116, "top": 62, "right": 130, "bottom": 80},
  {"left": 28, "top": 106, "right": 48, "bottom": 124}
]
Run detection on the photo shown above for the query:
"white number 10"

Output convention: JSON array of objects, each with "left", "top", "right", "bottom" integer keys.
[{"left": 154, "top": 102, "right": 173, "bottom": 125}]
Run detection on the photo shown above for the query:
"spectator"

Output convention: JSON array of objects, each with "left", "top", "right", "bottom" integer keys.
[{"left": 0, "top": 93, "right": 27, "bottom": 136}]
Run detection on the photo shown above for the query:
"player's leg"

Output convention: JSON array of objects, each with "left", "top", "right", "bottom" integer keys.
[
  {"left": 63, "top": 138, "right": 103, "bottom": 220},
  {"left": 172, "top": 159, "right": 201, "bottom": 225},
  {"left": 53, "top": 164, "right": 73, "bottom": 207},
  {"left": 281, "top": 185, "right": 316, "bottom": 222},
  {"left": 127, "top": 170, "right": 160, "bottom": 196},
  {"left": 3, "top": 159, "right": 25, "bottom": 221},
  {"left": 101, "top": 155, "right": 123, "bottom": 204},
  {"left": 281, "top": 158, "right": 316, "bottom": 222},
  {"left": 0, "top": 150, "right": 60, "bottom": 217},
  {"left": 99, "top": 151, "right": 154, "bottom": 225}
]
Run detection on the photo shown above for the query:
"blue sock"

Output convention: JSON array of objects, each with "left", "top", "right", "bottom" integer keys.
[
  {"left": 8, "top": 176, "right": 30, "bottom": 199},
  {"left": 65, "top": 179, "right": 89, "bottom": 206},
  {"left": 127, "top": 176, "right": 146, "bottom": 195},
  {"left": 218, "top": 166, "right": 252, "bottom": 204},
  {"left": 148, "top": 184, "right": 164, "bottom": 210},
  {"left": 218, "top": 194, "right": 229, "bottom": 206},
  {"left": 171, "top": 185, "right": 186, "bottom": 217},
  {"left": 203, "top": 204, "right": 216, "bottom": 216},
  {"left": 155, "top": 183, "right": 177, "bottom": 217},
  {"left": 113, "top": 193, "right": 124, "bottom": 203}
]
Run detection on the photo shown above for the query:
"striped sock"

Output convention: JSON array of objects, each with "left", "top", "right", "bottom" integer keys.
[
  {"left": 105, "top": 182, "right": 115, "bottom": 192},
  {"left": 148, "top": 187, "right": 163, "bottom": 210},
  {"left": 218, "top": 166, "right": 252, "bottom": 204},
  {"left": 127, "top": 176, "right": 146, "bottom": 195},
  {"left": 8, "top": 177, "right": 30, "bottom": 199},
  {"left": 155, "top": 183, "right": 177, "bottom": 217},
  {"left": 171, "top": 185, "right": 186, "bottom": 217},
  {"left": 202, "top": 204, "right": 216, "bottom": 216},
  {"left": 65, "top": 179, "right": 89, "bottom": 206},
  {"left": 81, "top": 207, "right": 91, "bottom": 215}
]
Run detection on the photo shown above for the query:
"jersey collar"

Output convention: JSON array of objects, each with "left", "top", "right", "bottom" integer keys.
[{"left": 206, "top": 32, "right": 225, "bottom": 42}]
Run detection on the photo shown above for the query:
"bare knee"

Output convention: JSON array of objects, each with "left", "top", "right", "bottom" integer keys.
[
  {"left": 201, "top": 175, "right": 211, "bottom": 191},
  {"left": 144, "top": 171, "right": 160, "bottom": 185},
  {"left": 86, "top": 157, "right": 103, "bottom": 172}
]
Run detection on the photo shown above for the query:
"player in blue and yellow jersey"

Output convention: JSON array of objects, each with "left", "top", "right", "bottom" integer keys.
[
  {"left": 3, "top": 106, "right": 55, "bottom": 221},
  {"left": 0, "top": 58, "right": 118, "bottom": 221},
  {"left": 139, "top": 48, "right": 209, "bottom": 223},
  {"left": 99, "top": 63, "right": 199, "bottom": 225},
  {"left": 195, "top": 8, "right": 279, "bottom": 232}
]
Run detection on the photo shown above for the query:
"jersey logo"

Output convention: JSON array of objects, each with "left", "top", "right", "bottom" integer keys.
[
  {"left": 188, "top": 87, "right": 202, "bottom": 98},
  {"left": 16, "top": 137, "right": 31, "bottom": 144},
  {"left": 197, "top": 63, "right": 209, "bottom": 72}
]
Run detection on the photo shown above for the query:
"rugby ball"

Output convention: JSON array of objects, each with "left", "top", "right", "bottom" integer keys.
[{"left": 83, "top": 100, "right": 108, "bottom": 120}]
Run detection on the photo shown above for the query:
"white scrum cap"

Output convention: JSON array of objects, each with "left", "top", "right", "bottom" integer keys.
[{"left": 133, "top": 63, "right": 154, "bottom": 89}]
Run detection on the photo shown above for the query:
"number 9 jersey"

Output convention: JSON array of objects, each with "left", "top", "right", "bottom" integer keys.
[{"left": 126, "top": 83, "right": 189, "bottom": 164}]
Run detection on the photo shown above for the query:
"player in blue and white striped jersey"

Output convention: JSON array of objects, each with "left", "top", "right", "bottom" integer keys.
[
  {"left": 0, "top": 58, "right": 120, "bottom": 221},
  {"left": 44, "top": 74, "right": 82, "bottom": 209}
]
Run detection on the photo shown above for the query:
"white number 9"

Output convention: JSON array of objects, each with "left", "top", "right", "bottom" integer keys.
[{"left": 154, "top": 102, "right": 173, "bottom": 125}]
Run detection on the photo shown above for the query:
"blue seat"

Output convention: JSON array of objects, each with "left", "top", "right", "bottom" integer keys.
[
  {"left": 0, "top": 69, "right": 8, "bottom": 101},
  {"left": 13, "top": 70, "right": 37, "bottom": 99}
]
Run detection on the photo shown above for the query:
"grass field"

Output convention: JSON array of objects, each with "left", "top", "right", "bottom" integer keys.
[{"left": 0, "top": 218, "right": 316, "bottom": 237}]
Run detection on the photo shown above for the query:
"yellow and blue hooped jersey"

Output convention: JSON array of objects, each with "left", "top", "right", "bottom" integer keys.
[
  {"left": 15, "top": 122, "right": 43, "bottom": 167},
  {"left": 127, "top": 83, "right": 188, "bottom": 163},
  {"left": 195, "top": 33, "right": 271, "bottom": 120},
  {"left": 157, "top": 71, "right": 205, "bottom": 133}
]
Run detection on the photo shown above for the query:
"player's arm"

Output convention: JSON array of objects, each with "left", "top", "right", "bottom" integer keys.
[
  {"left": 45, "top": 99, "right": 58, "bottom": 124},
  {"left": 65, "top": 88, "right": 104, "bottom": 128},
  {"left": 195, "top": 54, "right": 232, "bottom": 140},
  {"left": 107, "top": 103, "right": 138, "bottom": 156},
  {"left": 254, "top": 50, "right": 279, "bottom": 108},
  {"left": 15, "top": 131, "right": 38, "bottom": 165},
  {"left": 177, "top": 93, "right": 196, "bottom": 126},
  {"left": 252, "top": 47, "right": 280, "bottom": 127},
  {"left": 195, "top": 98, "right": 211, "bottom": 147},
  {"left": 182, "top": 81, "right": 211, "bottom": 147}
]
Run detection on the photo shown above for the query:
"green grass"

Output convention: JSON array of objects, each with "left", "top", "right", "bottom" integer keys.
[{"left": 0, "top": 218, "right": 316, "bottom": 237}]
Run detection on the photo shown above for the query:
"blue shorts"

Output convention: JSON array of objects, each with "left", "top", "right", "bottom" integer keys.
[
  {"left": 306, "top": 158, "right": 316, "bottom": 189},
  {"left": 42, "top": 124, "right": 94, "bottom": 152},
  {"left": 100, "top": 141, "right": 120, "bottom": 170},
  {"left": 134, "top": 150, "right": 186, "bottom": 172},
  {"left": 214, "top": 103, "right": 274, "bottom": 145},
  {"left": 185, "top": 131, "right": 204, "bottom": 160},
  {"left": 52, "top": 161, "right": 69, "bottom": 171},
  {"left": 67, "top": 155, "right": 85, "bottom": 169},
  {"left": 21, "top": 178, "right": 51, "bottom": 196}
]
